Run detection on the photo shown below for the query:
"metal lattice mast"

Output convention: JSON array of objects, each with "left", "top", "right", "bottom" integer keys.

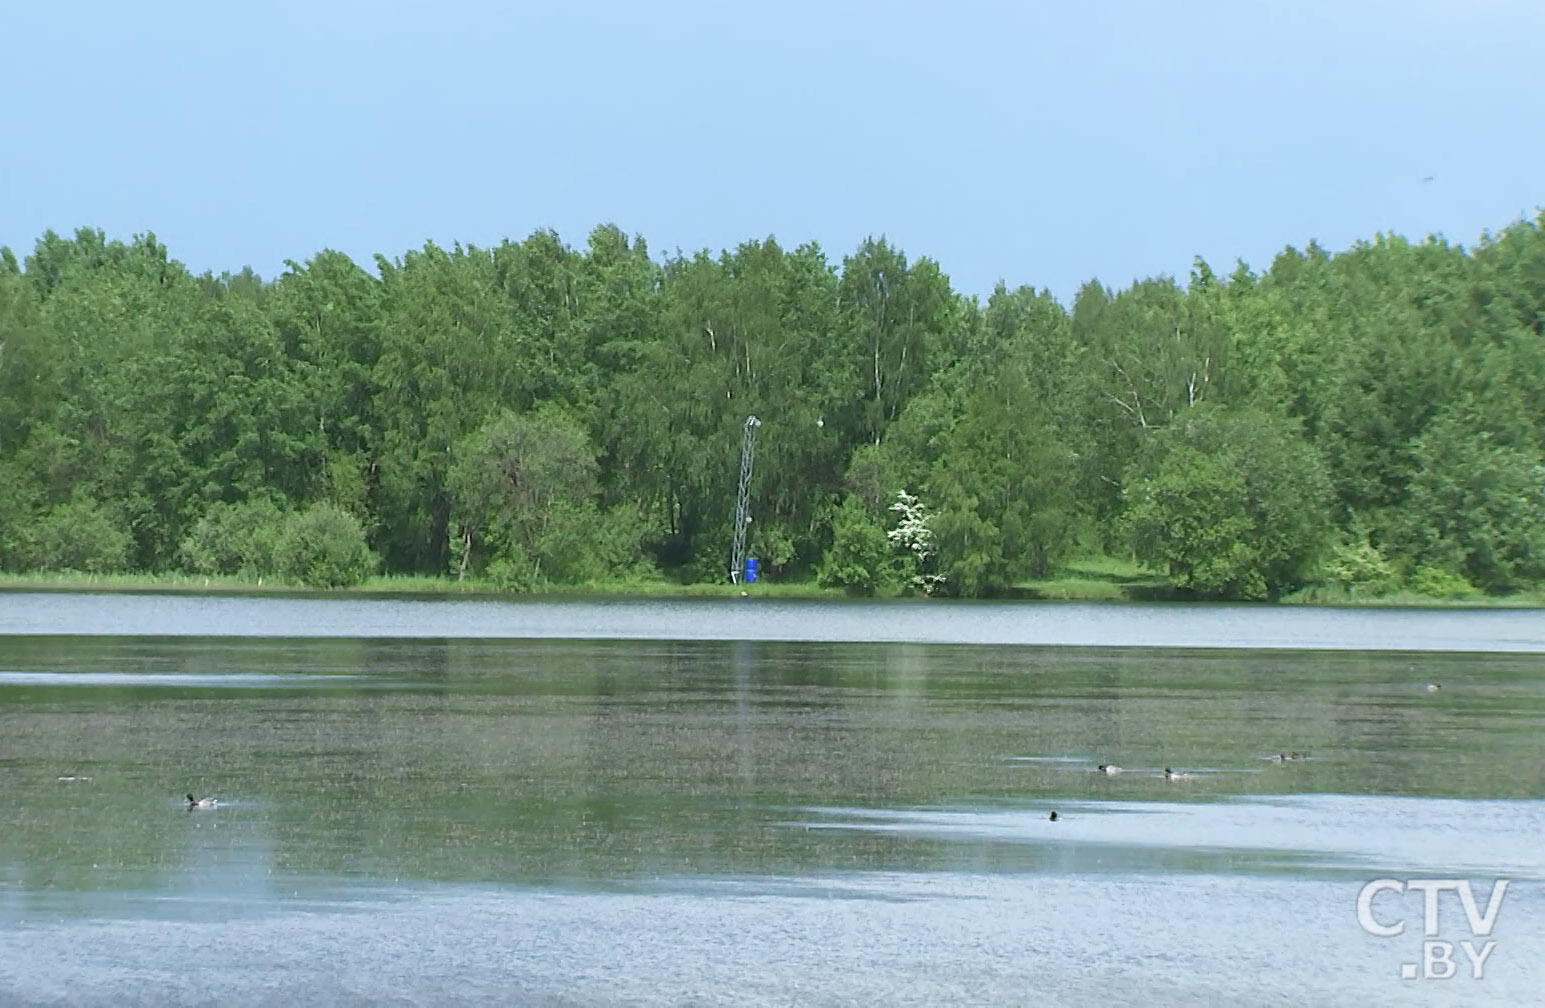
[{"left": 730, "top": 415, "right": 761, "bottom": 583}]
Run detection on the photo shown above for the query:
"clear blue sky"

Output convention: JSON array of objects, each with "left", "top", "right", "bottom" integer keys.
[{"left": 4, "top": 0, "right": 1541, "bottom": 302}]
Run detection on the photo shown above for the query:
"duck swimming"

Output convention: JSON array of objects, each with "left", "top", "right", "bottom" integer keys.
[
  {"left": 1269, "top": 752, "right": 1307, "bottom": 762},
  {"left": 1096, "top": 764, "right": 1123, "bottom": 775},
  {"left": 1048, "top": 810, "right": 1059, "bottom": 822},
  {"left": 1162, "top": 768, "right": 1194, "bottom": 781},
  {"left": 1425, "top": 683, "right": 1442, "bottom": 692},
  {"left": 186, "top": 793, "right": 218, "bottom": 809}
]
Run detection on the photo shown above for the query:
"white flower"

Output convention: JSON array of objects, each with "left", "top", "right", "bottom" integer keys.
[{"left": 887, "top": 490, "right": 945, "bottom": 595}]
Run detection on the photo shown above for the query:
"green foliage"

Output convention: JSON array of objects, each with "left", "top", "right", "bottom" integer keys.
[
  {"left": 178, "top": 498, "right": 287, "bottom": 576},
  {"left": 446, "top": 406, "right": 644, "bottom": 589},
  {"left": 480, "top": 501, "right": 648, "bottom": 591},
  {"left": 749, "top": 521, "right": 797, "bottom": 575},
  {"left": 816, "top": 497, "right": 895, "bottom": 595},
  {"left": 1381, "top": 416, "right": 1545, "bottom": 592},
  {"left": 591, "top": 503, "right": 654, "bottom": 580},
  {"left": 928, "top": 363, "right": 1081, "bottom": 595},
  {"left": 9, "top": 498, "right": 131, "bottom": 574},
  {"left": 610, "top": 235, "right": 846, "bottom": 578},
  {"left": 836, "top": 238, "right": 957, "bottom": 446},
  {"left": 1406, "top": 565, "right": 1481, "bottom": 600},
  {"left": 4, "top": 213, "right": 1545, "bottom": 600},
  {"left": 323, "top": 450, "right": 373, "bottom": 525},
  {"left": 1123, "top": 407, "right": 1331, "bottom": 599},
  {"left": 843, "top": 442, "right": 907, "bottom": 516},
  {"left": 0, "top": 272, "right": 57, "bottom": 453},
  {"left": 1319, "top": 540, "right": 1399, "bottom": 598},
  {"left": 274, "top": 502, "right": 376, "bottom": 588}
]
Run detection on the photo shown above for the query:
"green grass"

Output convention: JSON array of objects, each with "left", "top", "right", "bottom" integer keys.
[
  {"left": 0, "top": 568, "right": 851, "bottom": 600},
  {"left": 1012, "top": 556, "right": 1174, "bottom": 601},
  {"left": 1284, "top": 583, "right": 1545, "bottom": 608},
  {"left": 2, "top": 560, "right": 1540, "bottom": 607},
  {"left": 0, "top": 570, "right": 275, "bottom": 592},
  {"left": 357, "top": 573, "right": 852, "bottom": 599}
]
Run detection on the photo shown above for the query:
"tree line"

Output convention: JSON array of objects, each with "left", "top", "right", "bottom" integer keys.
[{"left": 1, "top": 216, "right": 1542, "bottom": 598}]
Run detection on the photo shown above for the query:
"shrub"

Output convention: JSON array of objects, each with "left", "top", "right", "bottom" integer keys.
[
  {"left": 11, "top": 499, "right": 131, "bottom": 573},
  {"left": 1320, "top": 540, "right": 1399, "bottom": 598},
  {"left": 274, "top": 502, "right": 375, "bottom": 588},
  {"left": 1407, "top": 565, "right": 1480, "bottom": 600},
  {"left": 178, "top": 497, "right": 287, "bottom": 576},
  {"left": 1123, "top": 407, "right": 1331, "bottom": 600},
  {"left": 817, "top": 497, "right": 897, "bottom": 595}
]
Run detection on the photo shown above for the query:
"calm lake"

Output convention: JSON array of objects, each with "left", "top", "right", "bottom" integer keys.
[{"left": 2, "top": 591, "right": 1543, "bottom": 1006}]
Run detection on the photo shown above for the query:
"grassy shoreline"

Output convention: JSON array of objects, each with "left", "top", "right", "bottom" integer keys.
[
  {"left": 1, "top": 559, "right": 1541, "bottom": 608},
  {"left": 0, "top": 569, "right": 849, "bottom": 600}
]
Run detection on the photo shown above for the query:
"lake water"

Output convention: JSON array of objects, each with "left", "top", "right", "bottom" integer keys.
[{"left": 2, "top": 591, "right": 1543, "bottom": 1006}]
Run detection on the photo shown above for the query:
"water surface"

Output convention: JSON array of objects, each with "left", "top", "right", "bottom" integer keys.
[
  {"left": 2, "top": 594, "right": 1543, "bottom": 1005},
  {"left": 3, "top": 589, "right": 1543, "bottom": 649}
]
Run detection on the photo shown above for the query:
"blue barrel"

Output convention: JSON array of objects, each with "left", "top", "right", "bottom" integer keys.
[{"left": 744, "top": 557, "right": 758, "bottom": 583}]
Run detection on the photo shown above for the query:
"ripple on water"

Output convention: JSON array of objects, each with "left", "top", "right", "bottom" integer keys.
[
  {"left": 787, "top": 794, "right": 1545, "bottom": 881},
  {"left": 2, "top": 873, "right": 1541, "bottom": 1007}
]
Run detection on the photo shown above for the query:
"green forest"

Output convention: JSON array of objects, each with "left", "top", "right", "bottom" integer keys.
[{"left": 1, "top": 216, "right": 1543, "bottom": 600}]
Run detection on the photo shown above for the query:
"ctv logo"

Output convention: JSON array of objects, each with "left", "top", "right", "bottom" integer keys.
[{"left": 1357, "top": 878, "right": 1509, "bottom": 980}]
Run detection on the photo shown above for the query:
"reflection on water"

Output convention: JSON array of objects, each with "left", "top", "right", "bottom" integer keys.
[
  {"left": 2, "top": 598, "right": 1544, "bottom": 1005},
  {"left": 0, "top": 671, "right": 364, "bottom": 687}
]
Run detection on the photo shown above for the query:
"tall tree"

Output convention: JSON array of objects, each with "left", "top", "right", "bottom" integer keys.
[
  {"left": 1123, "top": 407, "right": 1331, "bottom": 599},
  {"left": 929, "top": 360, "right": 1081, "bottom": 594},
  {"left": 835, "top": 238, "right": 956, "bottom": 447},
  {"left": 371, "top": 242, "right": 517, "bottom": 571}
]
